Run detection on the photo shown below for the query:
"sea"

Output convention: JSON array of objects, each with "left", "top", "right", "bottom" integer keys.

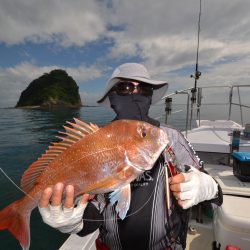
[{"left": 0, "top": 103, "right": 249, "bottom": 250}]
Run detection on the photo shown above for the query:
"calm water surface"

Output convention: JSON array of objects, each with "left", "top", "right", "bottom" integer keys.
[
  {"left": 0, "top": 104, "right": 249, "bottom": 250},
  {"left": 0, "top": 107, "right": 116, "bottom": 250}
]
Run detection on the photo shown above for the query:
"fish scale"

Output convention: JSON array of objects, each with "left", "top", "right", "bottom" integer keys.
[{"left": 0, "top": 119, "right": 168, "bottom": 250}]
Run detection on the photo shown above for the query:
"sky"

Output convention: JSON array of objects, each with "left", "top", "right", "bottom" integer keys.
[{"left": 1, "top": 0, "right": 250, "bottom": 108}]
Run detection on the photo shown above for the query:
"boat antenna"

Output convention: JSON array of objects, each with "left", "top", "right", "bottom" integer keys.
[{"left": 190, "top": 0, "right": 202, "bottom": 128}]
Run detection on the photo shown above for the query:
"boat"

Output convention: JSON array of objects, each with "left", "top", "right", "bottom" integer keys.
[
  {"left": 60, "top": 84, "right": 250, "bottom": 250},
  {"left": 165, "top": 84, "right": 250, "bottom": 250}
]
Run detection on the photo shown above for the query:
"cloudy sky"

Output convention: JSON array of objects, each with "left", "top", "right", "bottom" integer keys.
[{"left": 1, "top": 0, "right": 250, "bottom": 107}]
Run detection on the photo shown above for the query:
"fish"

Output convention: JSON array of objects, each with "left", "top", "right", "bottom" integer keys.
[{"left": 0, "top": 118, "right": 168, "bottom": 250}]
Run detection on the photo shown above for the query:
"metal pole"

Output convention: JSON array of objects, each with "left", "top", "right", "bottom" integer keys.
[
  {"left": 197, "top": 87, "right": 202, "bottom": 126},
  {"left": 164, "top": 98, "right": 172, "bottom": 125},
  {"left": 186, "top": 93, "right": 190, "bottom": 136},
  {"left": 237, "top": 86, "right": 244, "bottom": 126},
  {"left": 228, "top": 87, "right": 233, "bottom": 120},
  {"left": 189, "top": 89, "right": 196, "bottom": 130}
]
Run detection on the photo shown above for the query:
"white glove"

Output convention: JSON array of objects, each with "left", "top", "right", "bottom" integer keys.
[
  {"left": 38, "top": 202, "right": 87, "bottom": 234},
  {"left": 179, "top": 166, "right": 218, "bottom": 209}
]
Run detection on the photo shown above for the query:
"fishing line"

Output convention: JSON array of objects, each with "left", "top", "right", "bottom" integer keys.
[
  {"left": 0, "top": 164, "right": 156, "bottom": 221},
  {"left": 82, "top": 187, "right": 156, "bottom": 222},
  {"left": 81, "top": 131, "right": 171, "bottom": 222},
  {"left": 82, "top": 151, "right": 173, "bottom": 222},
  {"left": 0, "top": 125, "right": 172, "bottom": 222},
  {"left": 0, "top": 167, "right": 36, "bottom": 202}
]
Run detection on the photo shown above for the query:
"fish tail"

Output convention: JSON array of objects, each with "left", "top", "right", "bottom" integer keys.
[{"left": 0, "top": 199, "right": 32, "bottom": 250}]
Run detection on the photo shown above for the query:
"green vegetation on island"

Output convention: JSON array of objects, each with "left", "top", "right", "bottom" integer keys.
[{"left": 16, "top": 69, "right": 82, "bottom": 108}]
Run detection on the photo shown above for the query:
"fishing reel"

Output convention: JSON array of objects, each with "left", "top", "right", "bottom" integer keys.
[{"left": 190, "top": 70, "right": 201, "bottom": 80}]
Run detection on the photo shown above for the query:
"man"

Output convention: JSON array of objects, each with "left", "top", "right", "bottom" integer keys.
[{"left": 39, "top": 63, "right": 222, "bottom": 250}]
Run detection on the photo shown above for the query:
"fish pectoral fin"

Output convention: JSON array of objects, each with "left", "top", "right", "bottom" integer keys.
[{"left": 109, "top": 184, "right": 131, "bottom": 220}]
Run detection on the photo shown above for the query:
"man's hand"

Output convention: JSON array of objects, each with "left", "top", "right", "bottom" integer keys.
[
  {"left": 169, "top": 166, "right": 218, "bottom": 209},
  {"left": 38, "top": 183, "right": 90, "bottom": 234}
]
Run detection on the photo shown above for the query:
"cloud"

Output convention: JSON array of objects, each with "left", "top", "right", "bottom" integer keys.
[
  {"left": 0, "top": 62, "right": 102, "bottom": 108},
  {"left": 107, "top": 31, "right": 139, "bottom": 59},
  {"left": 1, "top": 0, "right": 250, "bottom": 108},
  {"left": 2, "top": 0, "right": 250, "bottom": 73},
  {"left": 106, "top": 0, "right": 250, "bottom": 75},
  {"left": 0, "top": 0, "right": 107, "bottom": 47},
  {"left": 160, "top": 54, "right": 250, "bottom": 107}
]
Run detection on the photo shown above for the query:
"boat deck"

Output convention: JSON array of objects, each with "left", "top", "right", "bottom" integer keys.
[
  {"left": 206, "top": 164, "right": 250, "bottom": 196},
  {"left": 185, "top": 120, "right": 250, "bottom": 153},
  {"left": 186, "top": 219, "right": 214, "bottom": 250},
  {"left": 59, "top": 230, "right": 98, "bottom": 250}
]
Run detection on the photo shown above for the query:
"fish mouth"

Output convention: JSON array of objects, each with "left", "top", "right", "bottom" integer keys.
[{"left": 159, "top": 129, "right": 169, "bottom": 147}]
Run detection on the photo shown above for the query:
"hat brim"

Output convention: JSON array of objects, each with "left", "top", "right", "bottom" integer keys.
[{"left": 97, "top": 77, "right": 168, "bottom": 108}]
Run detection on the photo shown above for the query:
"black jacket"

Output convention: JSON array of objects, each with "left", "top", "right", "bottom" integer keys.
[{"left": 78, "top": 125, "right": 223, "bottom": 250}]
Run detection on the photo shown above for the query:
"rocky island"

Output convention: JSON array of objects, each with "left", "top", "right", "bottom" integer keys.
[{"left": 16, "top": 69, "right": 82, "bottom": 108}]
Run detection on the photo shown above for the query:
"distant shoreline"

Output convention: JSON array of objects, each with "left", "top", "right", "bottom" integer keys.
[{"left": 2, "top": 105, "right": 99, "bottom": 109}]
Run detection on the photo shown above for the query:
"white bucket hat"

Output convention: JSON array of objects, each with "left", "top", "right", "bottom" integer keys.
[{"left": 97, "top": 63, "right": 168, "bottom": 107}]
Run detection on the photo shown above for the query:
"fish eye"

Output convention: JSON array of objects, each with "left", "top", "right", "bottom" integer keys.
[
  {"left": 141, "top": 128, "right": 147, "bottom": 138},
  {"left": 137, "top": 126, "right": 147, "bottom": 138}
]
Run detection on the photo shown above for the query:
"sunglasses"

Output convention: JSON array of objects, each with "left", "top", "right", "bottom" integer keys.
[{"left": 113, "top": 81, "right": 153, "bottom": 96}]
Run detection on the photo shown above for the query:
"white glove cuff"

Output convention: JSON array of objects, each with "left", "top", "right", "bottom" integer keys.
[
  {"left": 58, "top": 219, "right": 84, "bottom": 234},
  {"left": 38, "top": 202, "right": 87, "bottom": 234}
]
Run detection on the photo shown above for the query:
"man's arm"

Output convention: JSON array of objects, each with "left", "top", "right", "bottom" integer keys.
[
  {"left": 161, "top": 125, "right": 223, "bottom": 208},
  {"left": 161, "top": 125, "right": 203, "bottom": 169},
  {"left": 169, "top": 167, "right": 222, "bottom": 208}
]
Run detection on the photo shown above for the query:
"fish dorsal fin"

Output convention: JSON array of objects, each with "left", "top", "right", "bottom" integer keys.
[{"left": 20, "top": 118, "right": 99, "bottom": 193}]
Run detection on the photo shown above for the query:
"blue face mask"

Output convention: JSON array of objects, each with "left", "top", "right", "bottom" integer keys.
[{"left": 108, "top": 93, "right": 160, "bottom": 127}]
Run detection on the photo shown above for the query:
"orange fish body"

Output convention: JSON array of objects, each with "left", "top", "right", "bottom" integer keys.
[{"left": 0, "top": 119, "right": 168, "bottom": 250}]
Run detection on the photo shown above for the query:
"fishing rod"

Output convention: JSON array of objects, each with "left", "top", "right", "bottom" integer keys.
[
  {"left": 190, "top": 0, "right": 202, "bottom": 128},
  {"left": 164, "top": 1, "right": 203, "bottom": 128}
]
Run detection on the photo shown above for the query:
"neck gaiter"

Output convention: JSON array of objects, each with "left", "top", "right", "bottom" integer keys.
[{"left": 108, "top": 93, "right": 160, "bottom": 127}]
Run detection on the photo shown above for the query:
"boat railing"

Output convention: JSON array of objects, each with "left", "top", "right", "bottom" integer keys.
[{"left": 162, "top": 84, "right": 250, "bottom": 136}]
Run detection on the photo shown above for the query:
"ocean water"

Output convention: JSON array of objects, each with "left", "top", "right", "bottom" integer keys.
[
  {"left": 0, "top": 106, "right": 117, "bottom": 250},
  {"left": 0, "top": 103, "right": 249, "bottom": 250}
]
